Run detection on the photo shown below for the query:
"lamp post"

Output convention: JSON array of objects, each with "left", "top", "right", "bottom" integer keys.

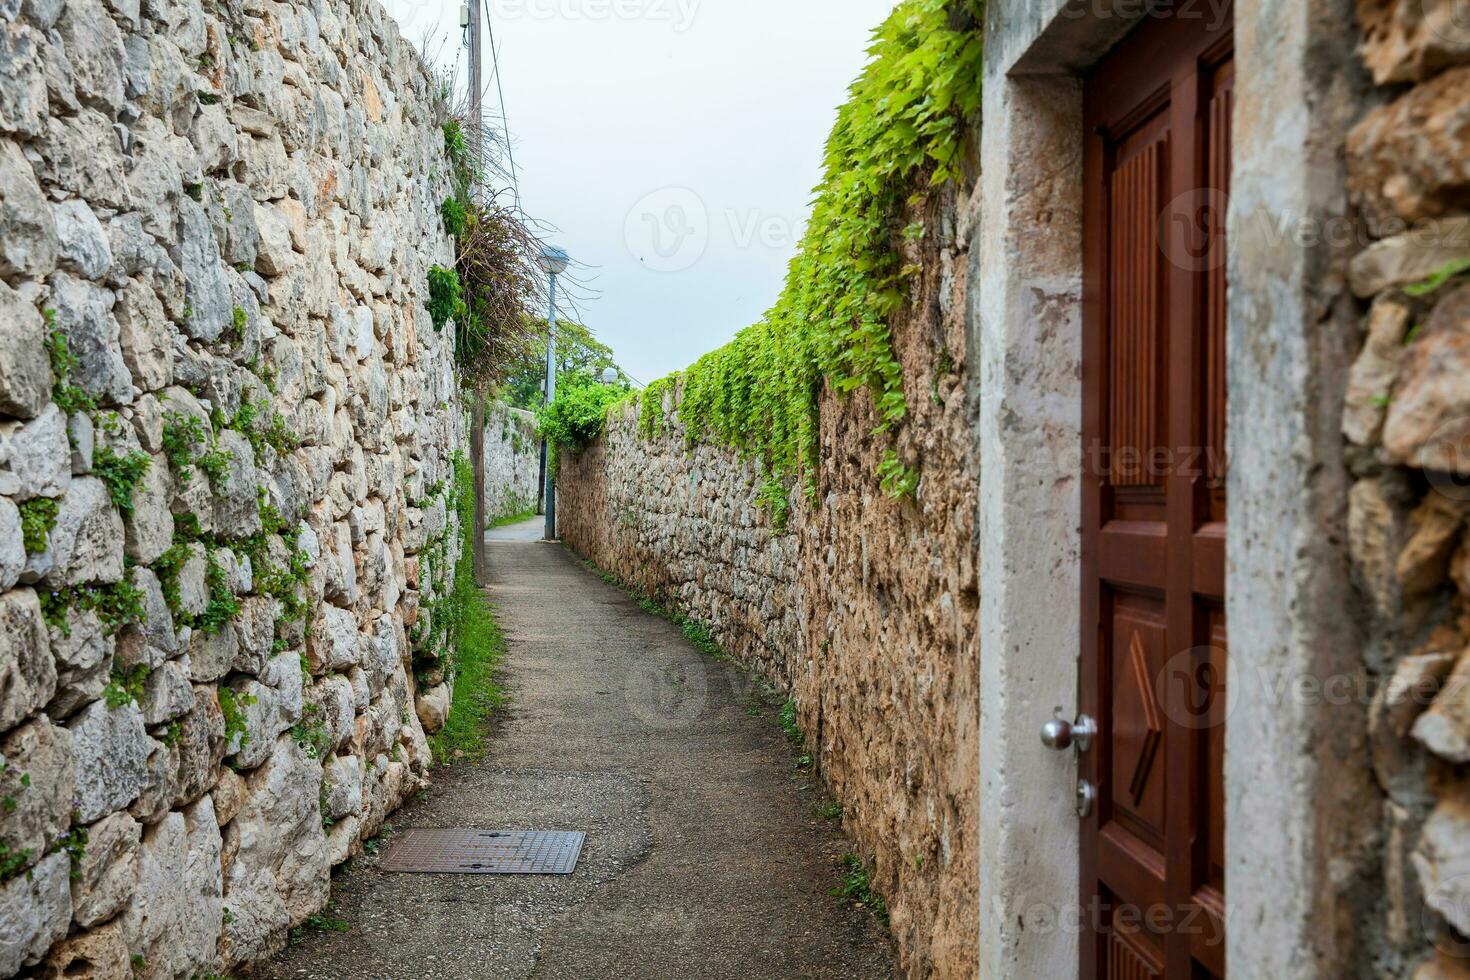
[{"left": 537, "top": 246, "right": 569, "bottom": 541}]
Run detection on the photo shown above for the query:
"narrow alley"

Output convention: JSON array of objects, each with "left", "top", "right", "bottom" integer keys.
[{"left": 255, "top": 518, "right": 895, "bottom": 979}]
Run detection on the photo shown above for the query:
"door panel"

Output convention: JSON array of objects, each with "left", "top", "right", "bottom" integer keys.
[{"left": 1081, "top": 7, "right": 1233, "bottom": 979}]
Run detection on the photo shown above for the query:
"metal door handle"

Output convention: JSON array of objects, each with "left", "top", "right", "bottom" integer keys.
[{"left": 1040, "top": 714, "right": 1097, "bottom": 753}]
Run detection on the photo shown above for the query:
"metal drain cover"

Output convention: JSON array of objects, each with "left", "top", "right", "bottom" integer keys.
[{"left": 378, "top": 829, "right": 585, "bottom": 875}]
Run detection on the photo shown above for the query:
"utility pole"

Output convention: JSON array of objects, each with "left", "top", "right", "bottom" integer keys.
[
  {"left": 536, "top": 247, "right": 569, "bottom": 541},
  {"left": 464, "top": 0, "right": 490, "bottom": 584}
]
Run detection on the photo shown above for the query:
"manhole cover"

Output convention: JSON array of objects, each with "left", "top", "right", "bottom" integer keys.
[{"left": 378, "top": 829, "right": 585, "bottom": 875}]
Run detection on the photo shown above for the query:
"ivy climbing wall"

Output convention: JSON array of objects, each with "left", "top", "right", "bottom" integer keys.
[
  {"left": 557, "top": 177, "right": 981, "bottom": 980},
  {"left": 482, "top": 402, "right": 540, "bottom": 526},
  {"left": 0, "top": 0, "right": 466, "bottom": 974}
]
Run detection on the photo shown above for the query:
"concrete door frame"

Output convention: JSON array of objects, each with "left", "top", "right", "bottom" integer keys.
[{"left": 975, "top": 1, "right": 1372, "bottom": 976}]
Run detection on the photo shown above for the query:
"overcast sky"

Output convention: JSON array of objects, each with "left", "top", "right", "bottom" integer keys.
[{"left": 379, "top": 0, "right": 897, "bottom": 386}]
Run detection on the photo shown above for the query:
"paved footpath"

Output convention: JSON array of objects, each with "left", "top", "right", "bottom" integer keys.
[{"left": 255, "top": 517, "right": 896, "bottom": 979}]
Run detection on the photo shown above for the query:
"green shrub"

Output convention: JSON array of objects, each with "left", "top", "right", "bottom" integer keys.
[
  {"left": 426, "top": 264, "right": 464, "bottom": 332},
  {"left": 536, "top": 378, "right": 627, "bottom": 456},
  {"left": 440, "top": 195, "right": 468, "bottom": 238}
]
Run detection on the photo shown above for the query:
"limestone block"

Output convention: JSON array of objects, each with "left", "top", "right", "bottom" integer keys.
[
  {"left": 0, "top": 717, "right": 73, "bottom": 870},
  {"left": 121, "top": 799, "right": 222, "bottom": 980},
  {"left": 175, "top": 541, "right": 208, "bottom": 618},
  {"left": 45, "top": 606, "right": 111, "bottom": 719},
  {"left": 232, "top": 594, "right": 278, "bottom": 676},
  {"left": 1348, "top": 67, "right": 1470, "bottom": 231},
  {"left": 0, "top": 22, "right": 48, "bottom": 139},
  {"left": 48, "top": 272, "right": 131, "bottom": 406},
  {"left": 0, "top": 851, "right": 71, "bottom": 975},
  {"left": 1344, "top": 297, "right": 1412, "bottom": 447},
  {"left": 41, "top": 918, "right": 132, "bottom": 978},
  {"left": 0, "top": 588, "right": 53, "bottom": 732},
  {"left": 321, "top": 752, "right": 362, "bottom": 821},
  {"left": 212, "top": 766, "right": 245, "bottom": 827},
  {"left": 188, "top": 619, "right": 237, "bottom": 685},
  {"left": 1359, "top": 0, "right": 1470, "bottom": 83},
  {"left": 254, "top": 201, "right": 293, "bottom": 276},
  {"left": 51, "top": 198, "right": 112, "bottom": 279},
  {"left": 415, "top": 683, "right": 449, "bottom": 735},
  {"left": 1400, "top": 494, "right": 1468, "bottom": 599},
  {"left": 1375, "top": 650, "right": 1457, "bottom": 802},
  {"left": 68, "top": 412, "right": 93, "bottom": 475},
  {"left": 169, "top": 685, "right": 224, "bottom": 808},
  {"left": 308, "top": 673, "right": 355, "bottom": 753},
  {"left": 220, "top": 737, "right": 327, "bottom": 969},
  {"left": 123, "top": 455, "right": 171, "bottom": 564},
  {"left": 0, "top": 404, "right": 69, "bottom": 502},
  {"left": 212, "top": 429, "right": 261, "bottom": 535},
  {"left": 225, "top": 654, "right": 303, "bottom": 770},
  {"left": 0, "top": 137, "right": 57, "bottom": 279},
  {"left": 68, "top": 699, "right": 150, "bottom": 823},
  {"left": 115, "top": 279, "right": 174, "bottom": 394},
  {"left": 1349, "top": 218, "right": 1470, "bottom": 299},
  {"left": 38, "top": 476, "right": 125, "bottom": 588},
  {"left": 1385, "top": 285, "right": 1470, "bottom": 473},
  {"left": 0, "top": 497, "right": 22, "bottom": 591},
  {"left": 53, "top": 0, "right": 124, "bottom": 113},
  {"left": 39, "top": 109, "right": 129, "bottom": 212},
  {"left": 126, "top": 730, "right": 173, "bottom": 825},
  {"left": 0, "top": 279, "right": 52, "bottom": 419},
  {"left": 140, "top": 657, "right": 193, "bottom": 726},
  {"left": 71, "top": 810, "right": 140, "bottom": 928},
  {"left": 174, "top": 197, "right": 232, "bottom": 343},
  {"left": 130, "top": 566, "right": 177, "bottom": 663},
  {"left": 312, "top": 604, "right": 362, "bottom": 673}
]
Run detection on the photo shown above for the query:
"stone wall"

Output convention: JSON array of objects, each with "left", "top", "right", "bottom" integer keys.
[
  {"left": 1340, "top": 2, "right": 1470, "bottom": 975},
  {"left": 0, "top": 0, "right": 463, "bottom": 974},
  {"left": 557, "top": 179, "right": 980, "bottom": 979},
  {"left": 483, "top": 401, "right": 539, "bottom": 525}
]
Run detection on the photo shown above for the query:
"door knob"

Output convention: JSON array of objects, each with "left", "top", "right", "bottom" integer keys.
[{"left": 1040, "top": 714, "right": 1097, "bottom": 753}]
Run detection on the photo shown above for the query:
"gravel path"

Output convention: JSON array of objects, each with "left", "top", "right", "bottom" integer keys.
[{"left": 254, "top": 518, "right": 896, "bottom": 980}]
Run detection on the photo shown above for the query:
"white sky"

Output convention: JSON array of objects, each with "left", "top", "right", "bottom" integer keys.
[{"left": 379, "top": 0, "right": 898, "bottom": 386}]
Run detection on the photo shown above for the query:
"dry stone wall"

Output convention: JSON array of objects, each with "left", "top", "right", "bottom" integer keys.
[
  {"left": 483, "top": 401, "right": 539, "bottom": 524},
  {"left": 1339, "top": 1, "right": 1470, "bottom": 975},
  {"left": 0, "top": 0, "right": 464, "bottom": 974},
  {"left": 557, "top": 179, "right": 980, "bottom": 980}
]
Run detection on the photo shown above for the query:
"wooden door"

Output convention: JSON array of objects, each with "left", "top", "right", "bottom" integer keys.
[{"left": 1080, "top": 7, "right": 1233, "bottom": 979}]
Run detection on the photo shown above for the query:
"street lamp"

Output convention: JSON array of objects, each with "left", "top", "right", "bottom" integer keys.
[{"left": 537, "top": 246, "right": 568, "bottom": 541}]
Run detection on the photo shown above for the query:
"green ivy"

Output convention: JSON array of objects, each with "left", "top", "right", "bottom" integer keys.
[
  {"left": 162, "top": 412, "right": 207, "bottom": 485},
  {"left": 218, "top": 687, "right": 257, "bottom": 751},
  {"left": 632, "top": 0, "right": 983, "bottom": 501},
  {"left": 18, "top": 497, "right": 59, "bottom": 555},
  {"left": 197, "top": 547, "right": 239, "bottom": 636}
]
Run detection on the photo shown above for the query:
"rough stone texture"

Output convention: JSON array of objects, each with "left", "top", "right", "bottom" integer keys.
[
  {"left": 0, "top": 852, "right": 70, "bottom": 975},
  {"left": 1344, "top": 6, "right": 1470, "bottom": 976},
  {"left": 558, "top": 185, "right": 978, "bottom": 980},
  {"left": 0, "top": 0, "right": 464, "bottom": 970},
  {"left": 483, "top": 401, "right": 540, "bottom": 523}
]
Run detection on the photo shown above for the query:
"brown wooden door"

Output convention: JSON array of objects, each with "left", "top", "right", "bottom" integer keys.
[{"left": 1080, "top": 7, "right": 1233, "bottom": 979}]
